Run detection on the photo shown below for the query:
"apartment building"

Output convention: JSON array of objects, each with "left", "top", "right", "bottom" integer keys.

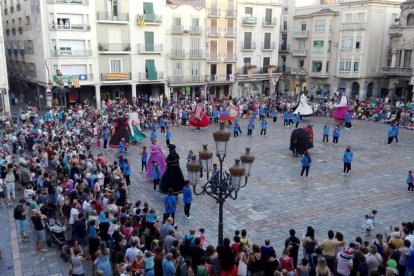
[
  {"left": 381, "top": 0, "right": 414, "bottom": 101},
  {"left": 165, "top": 1, "right": 207, "bottom": 101},
  {"left": 236, "top": 0, "right": 282, "bottom": 97},
  {"left": 0, "top": 10, "right": 9, "bottom": 114}
]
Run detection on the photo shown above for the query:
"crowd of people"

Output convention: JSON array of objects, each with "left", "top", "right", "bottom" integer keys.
[{"left": 0, "top": 92, "right": 412, "bottom": 276}]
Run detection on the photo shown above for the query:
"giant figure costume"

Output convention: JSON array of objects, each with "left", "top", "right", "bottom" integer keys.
[
  {"left": 290, "top": 125, "right": 314, "bottom": 155},
  {"left": 189, "top": 100, "right": 210, "bottom": 128},
  {"left": 109, "top": 113, "right": 130, "bottom": 148},
  {"left": 294, "top": 93, "right": 313, "bottom": 116},
  {"left": 333, "top": 91, "right": 349, "bottom": 123},
  {"left": 128, "top": 112, "right": 146, "bottom": 144},
  {"left": 146, "top": 140, "right": 166, "bottom": 179},
  {"left": 159, "top": 144, "right": 185, "bottom": 194}
]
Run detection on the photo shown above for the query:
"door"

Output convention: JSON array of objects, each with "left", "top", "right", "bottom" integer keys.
[
  {"left": 143, "top": 2, "right": 155, "bottom": 22},
  {"left": 210, "top": 40, "right": 217, "bottom": 60},
  {"left": 264, "top": 33, "right": 271, "bottom": 49},
  {"left": 244, "top": 32, "right": 252, "bottom": 49},
  {"left": 227, "top": 19, "right": 233, "bottom": 35},
  {"left": 191, "top": 62, "right": 200, "bottom": 81},
  {"left": 174, "top": 62, "right": 182, "bottom": 82},
  {"left": 210, "top": 64, "right": 217, "bottom": 80},
  {"left": 145, "top": 32, "right": 154, "bottom": 52},
  {"left": 265, "top": 8, "right": 272, "bottom": 24},
  {"left": 227, "top": 40, "right": 233, "bottom": 60},
  {"left": 211, "top": 18, "right": 217, "bottom": 34},
  {"left": 145, "top": 59, "right": 157, "bottom": 80}
]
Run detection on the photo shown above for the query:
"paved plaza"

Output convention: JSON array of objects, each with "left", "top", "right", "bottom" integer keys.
[{"left": 1, "top": 116, "right": 414, "bottom": 275}]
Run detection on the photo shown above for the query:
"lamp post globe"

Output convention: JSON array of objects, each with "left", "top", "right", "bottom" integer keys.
[
  {"left": 186, "top": 155, "right": 201, "bottom": 187},
  {"left": 213, "top": 122, "right": 231, "bottom": 158},
  {"left": 240, "top": 147, "right": 255, "bottom": 178},
  {"left": 229, "top": 159, "right": 245, "bottom": 191},
  {"left": 199, "top": 144, "right": 213, "bottom": 179}
]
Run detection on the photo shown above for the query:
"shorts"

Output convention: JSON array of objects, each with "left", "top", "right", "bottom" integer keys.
[
  {"left": 18, "top": 219, "right": 28, "bottom": 232},
  {"left": 36, "top": 230, "right": 46, "bottom": 242}
]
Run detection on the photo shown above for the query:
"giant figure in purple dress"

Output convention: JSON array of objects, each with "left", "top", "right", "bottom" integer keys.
[
  {"left": 146, "top": 140, "right": 166, "bottom": 179},
  {"left": 332, "top": 91, "right": 349, "bottom": 124}
]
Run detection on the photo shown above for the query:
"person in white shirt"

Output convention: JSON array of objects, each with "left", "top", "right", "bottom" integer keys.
[{"left": 124, "top": 240, "right": 144, "bottom": 265}]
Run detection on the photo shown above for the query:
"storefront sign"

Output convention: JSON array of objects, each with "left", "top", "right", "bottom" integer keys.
[{"left": 53, "top": 74, "right": 88, "bottom": 83}]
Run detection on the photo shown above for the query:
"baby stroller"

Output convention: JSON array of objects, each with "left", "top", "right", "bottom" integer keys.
[{"left": 45, "top": 218, "right": 67, "bottom": 248}]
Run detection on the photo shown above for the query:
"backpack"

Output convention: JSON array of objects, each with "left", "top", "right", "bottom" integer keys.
[
  {"left": 183, "top": 234, "right": 194, "bottom": 256},
  {"left": 14, "top": 206, "right": 22, "bottom": 220},
  {"left": 305, "top": 240, "right": 316, "bottom": 254}
]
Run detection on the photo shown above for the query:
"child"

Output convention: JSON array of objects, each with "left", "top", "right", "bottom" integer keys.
[
  {"left": 141, "top": 147, "right": 147, "bottom": 173},
  {"left": 288, "top": 110, "right": 294, "bottom": 126},
  {"left": 187, "top": 150, "right": 193, "bottom": 164},
  {"left": 152, "top": 161, "right": 161, "bottom": 191},
  {"left": 365, "top": 214, "right": 374, "bottom": 236},
  {"left": 407, "top": 170, "right": 414, "bottom": 192},
  {"left": 119, "top": 138, "right": 126, "bottom": 155},
  {"left": 322, "top": 124, "right": 329, "bottom": 143},
  {"left": 295, "top": 113, "right": 301, "bottom": 128},
  {"left": 199, "top": 228, "right": 205, "bottom": 248},
  {"left": 283, "top": 110, "right": 289, "bottom": 127},
  {"left": 102, "top": 127, "right": 108, "bottom": 149},
  {"left": 260, "top": 119, "right": 267, "bottom": 136},
  {"left": 368, "top": 210, "right": 377, "bottom": 226},
  {"left": 247, "top": 120, "right": 254, "bottom": 136},
  {"left": 272, "top": 108, "right": 278, "bottom": 123},
  {"left": 212, "top": 163, "right": 219, "bottom": 178},
  {"left": 160, "top": 117, "right": 166, "bottom": 134},
  {"left": 165, "top": 126, "right": 171, "bottom": 146},
  {"left": 150, "top": 129, "right": 157, "bottom": 142},
  {"left": 96, "top": 136, "right": 101, "bottom": 148},
  {"left": 233, "top": 122, "right": 239, "bottom": 138},
  {"left": 333, "top": 125, "right": 341, "bottom": 144}
]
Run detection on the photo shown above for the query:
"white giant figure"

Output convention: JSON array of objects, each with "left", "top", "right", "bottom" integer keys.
[{"left": 294, "top": 92, "right": 313, "bottom": 116}]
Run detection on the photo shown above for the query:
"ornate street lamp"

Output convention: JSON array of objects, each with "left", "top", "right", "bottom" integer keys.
[
  {"left": 199, "top": 144, "right": 213, "bottom": 180},
  {"left": 186, "top": 122, "right": 255, "bottom": 246}
]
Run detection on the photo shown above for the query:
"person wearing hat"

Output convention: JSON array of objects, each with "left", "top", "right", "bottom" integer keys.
[{"left": 337, "top": 248, "right": 354, "bottom": 276}]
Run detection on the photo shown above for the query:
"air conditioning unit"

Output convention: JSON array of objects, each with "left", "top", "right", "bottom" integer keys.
[
  {"left": 229, "top": 74, "right": 234, "bottom": 81},
  {"left": 214, "top": 75, "right": 219, "bottom": 81}
]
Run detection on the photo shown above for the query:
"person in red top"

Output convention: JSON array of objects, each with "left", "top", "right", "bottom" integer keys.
[
  {"left": 231, "top": 236, "right": 241, "bottom": 260},
  {"left": 280, "top": 248, "right": 294, "bottom": 273}
]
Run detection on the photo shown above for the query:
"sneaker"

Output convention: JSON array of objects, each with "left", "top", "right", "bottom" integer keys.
[
  {"left": 342, "top": 172, "right": 346, "bottom": 175},
  {"left": 187, "top": 216, "right": 193, "bottom": 219}
]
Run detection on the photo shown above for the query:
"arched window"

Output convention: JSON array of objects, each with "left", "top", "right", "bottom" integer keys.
[{"left": 407, "top": 14, "right": 414, "bottom": 26}]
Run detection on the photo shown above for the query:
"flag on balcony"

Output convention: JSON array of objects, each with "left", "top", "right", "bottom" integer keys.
[{"left": 138, "top": 15, "right": 145, "bottom": 27}]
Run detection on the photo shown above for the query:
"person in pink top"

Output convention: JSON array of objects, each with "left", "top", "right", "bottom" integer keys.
[
  {"left": 146, "top": 140, "right": 166, "bottom": 179},
  {"left": 64, "top": 179, "right": 74, "bottom": 193}
]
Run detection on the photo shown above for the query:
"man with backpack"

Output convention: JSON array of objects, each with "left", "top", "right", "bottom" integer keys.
[
  {"left": 14, "top": 198, "right": 29, "bottom": 242},
  {"left": 284, "top": 229, "right": 301, "bottom": 268},
  {"left": 182, "top": 228, "right": 196, "bottom": 259}
]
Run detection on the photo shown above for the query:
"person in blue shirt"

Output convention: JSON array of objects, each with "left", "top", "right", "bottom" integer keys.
[
  {"left": 152, "top": 161, "right": 161, "bottom": 190},
  {"left": 181, "top": 111, "right": 188, "bottom": 126},
  {"left": 160, "top": 117, "right": 166, "bottom": 134},
  {"left": 392, "top": 123, "right": 400, "bottom": 143},
  {"left": 183, "top": 181, "right": 193, "bottom": 218},
  {"left": 151, "top": 121, "right": 158, "bottom": 132},
  {"left": 283, "top": 110, "right": 289, "bottom": 126},
  {"left": 141, "top": 146, "right": 148, "bottom": 173},
  {"left": 345, "top": 111, "right": 352, "bottom": 130},
  {"left": 102, "top": 127, "right": 108, "bottom": 150},
  {"left": 300, "top": 151, "right": 311, "bottom": 177},
  {"left": 247, "top": 120, "right": 254, "bottom": 136},
  {"left": 212, "top": 109, "right": 219, "bottom": 125},
  {"left": 164, "top": 188, "right": 177, "bottom": 222},
  {"left": 150, "top": 129, "right": 157, "bottom": 142},
  {"left": 322, "top": 124, "right": 330, "bottom": 143},
  {"left": 343, "top": 146, "right": 353, "bottom": 175},
  {"left": 235, "top": 117, "right": 242, "bottom": 134},
  {"left": 233, "top": 121, "right": 240, "bottom": 138},
  {"left": 119, "top": 138, "right": 126, "bottom": 155},
  {"left": 295, "top": 112, "right": 301, "bottom": 128},
  {"left": 272, "top": 108, "right": 278, "bottom": 123},
  {"left": 288, "top": 111, "right": 294, "bottom": 126},
  {"left": 387, "top": 124, "right": 395, "bottom": 144},
  {"left": 251, "top": 113, "right": 256, "bottom": 126},
  {"left": 162, "top": 253, "right": 176, "bottom": 276},
  {"left": 333, "top": 125, "right": 341, "bottom": 144},
  {"left": 260, "top": 119, "right": 268, "bottom": 136},
  {"left": 165, "top": 126, "right": 171, "bottom": 146},
  {"left": 123, "top": 158, "right": 132, "bottom": 187},
  {"left": 259, "top": 107, "right": 265, "bottom": 121},
  {"left": 407, "top": 170, "right": 414, "bottom": 192}
]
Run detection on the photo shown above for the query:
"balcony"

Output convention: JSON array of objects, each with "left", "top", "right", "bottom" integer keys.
[
  {"left": 381, "top": 67, "right": 413, "bottom": 77},
  {"left": 98, "top": 43, "right": 131, "bottom": 53},
  {"left": 242, "top": 16, "right": 257, "bottom": 26},
  {"left": 207, "top": 54, "right": 222, "bottom": 62},
  {"left": 225, "top": 9, "right": 237, "bottom": 18},
  {"left": 190, "top": 26, "right": 202, "bottom": 35},
  {"left": 139, "top": 72, "right": 164, "bottom": 82},
  {"left": 294, "top": 31, "right": 309, "bottom": 38},
  {"left": 168, "top": 75, "right": 206, "bottom": 84},
  {"left": 171, "top": 49, "right": 185, "bottom": 59},
  {"left": 261, "top": 42, "right": 276, "bottom": 51},
  {"left": 310, "top": 71, "right": 329, "bottom": 78},
  {"left": 142, "top": 14, "right": 162, "bottom": 24},
  {"left": 208, "top": 8, "right": 221, "bottom": 17},
  {"left": 225, "top": 28, "right": 236, "bottom": 37},
  {"left": 224, "top": 54, "right": 237, "bottom": 62},
  {"left": 208, "top": 74, "right": 236, "bottom": 82},
  {"left": 171, "top": 25, "right": 183, "bottom": 34},
  {"left": 16, "top": 3, "right": 21, "bottom": 11},
  {"left": 100, "top": 72, "right": 132, "bottom": 81},
  {"left": 51, "top": 50, "right": 92, "bottom": 57},
  {"left": 49, "top": 23, "right": 91, "bottom": 31},
  {"left": 189, "top": 49, "right": 203, "bottom": 59},
  {"left": 389, "top": 25, "right": 403, "bottom": 37},
  {"left": 18, "top": 26, "right": 23, "bottom": 34},
  {"left": 279, "top": 44, "right": 290, "bottom": 52},
  {"left": 262, "top": 17, "right": 277, "bottom": 27},
  {"left": 208, "top": 28, "right": 221, "bottom": 37},
  {"left": 96, "top": 12, "right": 129, "bottom": 23},
  {"left": 47, "top": 0, "right": 89, "bottom": 4},
  {"left": 137, "top": 44, "right": 163, "bottom": 54},
  {"left": 292, "top": 49, "right": 308, "bottom": 56},
  {"left": 241, "top": 42, "right": 256, "bottom": 51},
  {"left": 340, "top": 22, "right": 367, "bottom": 31}
]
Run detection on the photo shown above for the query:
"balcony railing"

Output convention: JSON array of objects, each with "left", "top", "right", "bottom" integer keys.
[
  {"left": 51, "top": 50, "right": 92, "bottom": 57},
  {"left": 279, "top": 44, "right": 290, "bottom": 52},
  {"left": 380, "top": 67, "right": 413, "bottom": 77},
  {"left": 96, "top": 12, "right": 129, "bottom": 22},
  {"left": 292, "top": 49, "right": 308, "bottom": 56},
  {"left": 190, "top": 26, "right": 202, "bottom": 35},
  {"left": 139, "top": 72, "right": 164, "bottom": 82},
  {"left": 389, "top": 25, "right": 403, "bottom": 37},
  {"left": 171, "top": 49, "right": 185, "bottom": 59},
  {"left": 241, "top": 42, "right": 256, "bottom": 51},
  {"left": 171, "top": 25, "right": 183, "bottom": 34},
  {"left": 101, "top": 72, "right": 132, "bottom": 81},
  {"left": 49, "top": 23, "right": 91, "bottom": 31},
  {"left": 225, "top": 9, "right": 237, "bottom": 18},
  {"left": 189, "top": 49, "right": 203, "bottom": 59},
  {"left": 207, "top": 54, "right": 222, "bottom": 62},
  {"left": 138, "top": 44, "right": 163, "bottom": 53},
  {"left": 208, "top": 74, "right": 236, "bottom": 82},
  {"left": 47, "top": 0, "right": 89, "bottom": 4},
  {"left": 225, "top": 28, "right": 236, "bottom": 37},
  {"left": 262, "top": 17, "right": 277, "bottom": 26},
  {"left": 208, "top": 28, "right": 221, "bottom": 37},
  {"left": 242, "top": 16, "right": 257, "bottom": 25},
  {"left": 142, "top": 14, "right": 162, "bottom": 24},
  {"left": 294, "top": 31, "right": 308, "bottom": 38},
  {"left": 224, "top": 54, "right": 237, "bottom": 62},
  {"left": 208, "top": 8, "right": 221, "bottom": 17},
  {"left": 341, "top": 22, "right": 367, "bottom": 31},
  {"left": 168, "top": 75, "right": 206, "bottom": 84},
  {"left": 261, "top": 42, "right": 276, "bottom": 51},
  {"left": 98, "top": 43, "right": 131, "bottom": 52}
]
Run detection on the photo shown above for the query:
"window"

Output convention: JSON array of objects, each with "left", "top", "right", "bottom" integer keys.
[
  {"left": 353, "top": 61, "right": 359, "bottom": 72},
  {"left": 5, "top": 21, "right": 8, "bottom": 27},
  {"left": 25, "top": 16, "right": 30, "bottom": 25},
  {"left": 263, "top": 57, "right": 270, "bottom": 68},
  {"left": 283, "top": 21, "right": 287, "bottom": 30},
  {"left": 245, "top": 7, "right": 253, "bottom": 15},
  {"left": 145, "top": 59, "right": 157, "bottom": 80},
  {"left": 407, "top": 14, "right": 414, "bottom": 26},
  {"left": 341, "top": 38, "right": 353, "bottom": 50},
  {"left": 143, "top": 2, "right": 155, "bottom": 22},
  {"left": 357, "top": 12, "right": 365, "bottom": 23},
  {"left": 339, "top": 61, "right": 352, "bottom": 72},
  {"left": 356, "top": 41, "right": 361, "bottom": 49},
  {"left": 313, "top": 40, "right": 324, "bottom": 53},
  {"left": 144, "top": 32, "right": 154, "bottom": 51},
  {"left": 326, "top": 61, "right": 329, "bottom": 73},
  {"left": 57, "top": 17, "right": 71, "bottom": 29},
  {"left": 27, "top": 40, "right": 33, "bottom": 48},
  {"left": 345, "top": 13, "right": 352, "bottom": 23},
  {"left": 110, "top": 59, "right": 122, "bottom": 73},
  {"left": 18, "top": 18, "right": 22, "bottom": 25},
  {"left": 298, "top": 40, "right": 305, "bottom": 50},
  {"left": 264, "top": 33, "right": 271, "bottom": 49},
  {"left": 298, "top": 59, "right": 304, "bottom": 69},
  {"left": 243, "top": 57, "right": 251, "bottom": 67},
  {"left": 244, "top": 32, "right": 252, "bottom": 49},
  {"left": 265, "top": 9, "right": 272, "bottom": 24},
  {"left": 60, "top": 64, "right": 87, "bottom": 76},
  {"left": 312, "top": 61, "right": 322, "bottom": 72},
  {"left": 301, "top": 23, "right": 306, "bottom": 31},
  {"left": 314, "top": 21, "right": 325, "bottom": 32},
  {"left": 173, "top": 17, "right": 181, "bottom": 26},
  {"left": 404, "top": 50, "right": 412, "bottom": 68}
]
